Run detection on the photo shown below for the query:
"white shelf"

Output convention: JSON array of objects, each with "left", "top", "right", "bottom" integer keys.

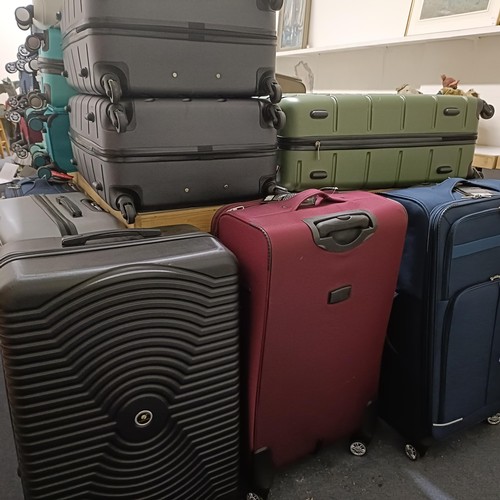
[{"left": 276, "top": 25, "right": 500, "bottom": 57}]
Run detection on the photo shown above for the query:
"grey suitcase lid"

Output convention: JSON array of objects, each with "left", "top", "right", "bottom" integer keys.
[{"left": 0, "top": 192, "right": 124, "bottom": 244}]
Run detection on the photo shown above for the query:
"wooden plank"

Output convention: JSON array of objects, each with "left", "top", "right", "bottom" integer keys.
[
  {"left": 472, "top": 154, "right": 499, "bottom": 170},
  {"left": 73, "top": 173, "right": 222, "bottom": 232}
]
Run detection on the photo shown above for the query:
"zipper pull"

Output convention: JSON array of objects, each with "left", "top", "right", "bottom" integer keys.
[{"left": 315, "top": 140, "right": 321, "bottom": 161}]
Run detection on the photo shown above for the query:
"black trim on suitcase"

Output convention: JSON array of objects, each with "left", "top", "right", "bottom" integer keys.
[{"left": 32, "top": 195, "right": 78, "bottom": 236}]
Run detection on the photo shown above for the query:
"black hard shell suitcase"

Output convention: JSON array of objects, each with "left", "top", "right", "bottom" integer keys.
[
  {"left": 380, "top": 178, "right": 500, "bottom": 460},
  {"left": 67, "top": 94, "right": 285, "bottom": 223},
  {"left": 60, "top": 0, "right": 283, "bottom": 103},
  {"left": 0, "top": 225, "right": 241, "bottom": 499},
  {"left": 0, "top": 191, "right": 124, "bottom": 242}
]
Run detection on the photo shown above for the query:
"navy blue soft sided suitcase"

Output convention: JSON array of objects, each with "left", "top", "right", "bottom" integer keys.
[{"left": 380, "top": 178, "right": 500, "bottom": 460}]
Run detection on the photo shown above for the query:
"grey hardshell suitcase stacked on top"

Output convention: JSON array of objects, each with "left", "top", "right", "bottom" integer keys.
[
  {"left": 60, "top": 0, "right": 283, "bottom": 103},
  {"left": 67, "top": 94, "right": 284, "bottom": 223},
  {"left": 0, "top": 224, "right": 241, "bottom": 500},
  {"left": 277, "top": 94, "right": 491, "bottom": 191}
]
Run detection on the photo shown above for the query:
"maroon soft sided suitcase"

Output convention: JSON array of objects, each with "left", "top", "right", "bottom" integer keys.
[{"left": 212, "top": 189, "right": 407, "bottom": 495}]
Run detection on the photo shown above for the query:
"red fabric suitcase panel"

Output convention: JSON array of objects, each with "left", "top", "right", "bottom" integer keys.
[{"left": 214, "top": 189, "right": 407, "bottom": 467}]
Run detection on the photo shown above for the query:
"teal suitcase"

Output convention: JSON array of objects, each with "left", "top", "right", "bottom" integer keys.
[
  {"left": 277, "top": 94, "right": 490, "bottom": 191},
  {"left": 26, "top": 27, "right": 63, "bottom": 64},
  {"left": 40, "top": 64, "right": 77, "bottom": 108},
  {"left": 28, "top": 105, "right": 76, "bottom": 173}
]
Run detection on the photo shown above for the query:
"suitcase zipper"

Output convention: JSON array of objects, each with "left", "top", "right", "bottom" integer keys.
[
  {"left": 32, "top": 195, "right": 78, "bottom": 236},
  {"left": 70, "top": 133, "right": 276, "bottom": 161},
  {"left": 71, "top": 22, "right": 276, "bottom": 43},
  {"left": 278, "top": 133, "right": 478, "bottom": 151}
]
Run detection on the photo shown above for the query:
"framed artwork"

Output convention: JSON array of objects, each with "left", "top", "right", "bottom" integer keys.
[
  {"left": 277, "top": 0, "right": 312, "bottom": 51},
  {"left": 406, "top": 0, "right": 500, "bottom": 35}
]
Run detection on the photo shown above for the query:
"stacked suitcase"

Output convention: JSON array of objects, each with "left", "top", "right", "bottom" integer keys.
[
  {"left": 60, "top": 0, "right": 286, "bottom": 224},
  {"left": 1, "top": 1, "right": 286, "bottom": 500}
]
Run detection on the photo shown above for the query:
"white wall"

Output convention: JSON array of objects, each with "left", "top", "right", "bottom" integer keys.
[
  {"left": 307, "top": 0, "right": 413, "bottom": 47},
  {"left": 277, "top": 0, "right": 500, "bottom": 146}
]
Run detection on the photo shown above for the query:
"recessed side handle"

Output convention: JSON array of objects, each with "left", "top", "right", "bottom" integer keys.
[
  {"left": 304, "top": 211, "right": 376, "bottom": 252},
  {"left": 443, "top": 107, "right": 460, "bottom": 117},
  {"left": 436, "top": 166, "right": 454, "bottom": 174}
]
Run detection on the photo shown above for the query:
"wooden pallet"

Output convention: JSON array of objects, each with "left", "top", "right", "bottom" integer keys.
[
  {"left": 73, "top": 173, "right": 222, "bottom": 232},
  {"left": 473, "top": 146, "right": 500, "bottom": 170}
]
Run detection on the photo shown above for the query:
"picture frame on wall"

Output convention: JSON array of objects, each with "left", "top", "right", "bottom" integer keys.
[
  {"left": 277, "top": 0, "right": 312, "bottom": 51},
  {"left": 406, "top": 0, "right": 500, "bottom": 36}
]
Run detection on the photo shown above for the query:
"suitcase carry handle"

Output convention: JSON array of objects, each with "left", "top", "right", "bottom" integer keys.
[
  {"left": 62, "top": 229, "right": 161, "bottom": 247},
  {"left": 289, "top": 189, "right": 345, "bottom": 210},
  {"left": 304, "top": 211, "right": 376, "bottom": 252},
  {"left": 436, "top": 178, "right": 500, "bottom": 195}
]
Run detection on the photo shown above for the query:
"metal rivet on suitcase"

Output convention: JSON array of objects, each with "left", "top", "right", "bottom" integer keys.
[
  {"left": 92, "top": 181, "right": 103, "bottom": 191},
  {"left": 79, "top": 68, "right": 89, "bottom": 78},
  {"left": 85, "top": 112, "right": 95, "bottom": 122},
  {"left": 185, "top": 188, "right": 190, "bottom": 193},
  {"left": 135, "top": 410, "right": 153, "bottom": 427},
  {"left": 172, "top": 72, "right": 178, "bottom": 78},
  {"left": 216, "top": 73, "right": 221, "bottom": 79}
]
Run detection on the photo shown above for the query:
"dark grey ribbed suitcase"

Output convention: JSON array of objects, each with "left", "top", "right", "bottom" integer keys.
[
  {"left": 0, "top": 191, "right": 123, "bottom": 241},
  {"left": 0, "top": 225, "right": 241, "bottom": 500},
  {"left": 67, "top": 94, "right": 285, "bottom": 223},
  {"left": 60, "top": 0, "right": 283, "bottom": 103}
]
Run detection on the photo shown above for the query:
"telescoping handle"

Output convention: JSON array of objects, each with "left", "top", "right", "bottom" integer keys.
[{"left": 62, "top": 229, "right": 161, "bottom": 247}]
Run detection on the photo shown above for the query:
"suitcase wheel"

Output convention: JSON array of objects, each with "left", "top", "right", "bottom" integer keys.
[
  {"left": 263, "top": 103, "right": 286, "bottom": 130},
  {"left": 5, "top": 62, "right": 18, "bottom": 74},
  {"left": 268, "top": 0, "right": 284, "bottom": 10},
  {"left": 28, "top": 92, "right": 47, "bottom": 111},
  {"left": 349, "top": 440, "right": 368, "bottom": 457},
  {"left": 261, "top": 76, "right": 282, "bottom": 104},
  {"left": 480, "top": 102, "right": 495, "bottom": 120},
  {"left": 117, "top": 195, "right": 137, "bottom": 224},
  {"left": 107, "top": 105, "right": 129, "bottom": 133},
  {"left": 486, "top": 413, "right": 500, "bottom": 425},
  {"left": 14, "top": 6, "right": 34, "bottom": 29},
  {"left": 102, "top": 74, "right": 123, "bottom": 105},
  {"left": 6, "top": 110, "right": 22, "bottom": 124},
  {"left": 404, "top": 443, "right": 427, "bottom": 461},
  {"left": 247, "top": 493, "right": 265, "bottom": 500}
]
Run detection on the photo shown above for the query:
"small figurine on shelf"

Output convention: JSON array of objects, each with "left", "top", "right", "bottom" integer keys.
[
  {"left": 438, "top": 73, "right": 479, "bottom": 97},
  {"left": 396, "top": 83, "right": 422, "bottom": 95}
]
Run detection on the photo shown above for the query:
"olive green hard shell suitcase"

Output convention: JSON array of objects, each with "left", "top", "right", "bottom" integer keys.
[{"left": 277, "top": 94, "right": 490, "bottom": 191}]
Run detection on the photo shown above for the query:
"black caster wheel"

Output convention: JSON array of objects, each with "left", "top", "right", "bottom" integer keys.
[
  {"left": 268, "top": 0, "right": 284, "bottom": 10},
  {"left": 117, "top": 195, "right": 137, "bottom": 224},
  {"left": 102, "top": 74, "right": 122, "bottom": 104},
  {"left": 7, "top": 110, "right": 22, "bottom": 124},
  {"left": 107, "top": 105, "right": 128, "bottom": 133},
  {"left": 262, "top": 77, "right": 282, "bottom": 104},
  {"left": 5, "top": 62, "right": 18, "bottom": 74},
  {"left": 480, "top": 103, "right": 495, "bottom": 120},
  {"left": 486, "top": 413, "right": 500, "bottom": 425},
  {"left": 349, "top": 440, "right": 368, "bottom": 457},
  {"left": 404, "top": 443, "right": 427, "bottom": 461},
  {"left": 247, "top": 494, "right": 264, "bottom": 500}
]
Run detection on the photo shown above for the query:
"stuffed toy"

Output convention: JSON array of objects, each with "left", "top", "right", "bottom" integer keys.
[
  {"left": 438, "top": 74, "right": 478, "bottom": 97},
  {"left": 396, "top": 83, "right": 422, "bottom": 95}
]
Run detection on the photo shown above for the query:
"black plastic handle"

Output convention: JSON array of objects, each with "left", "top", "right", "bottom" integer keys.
[
  {"left": 62, "top": 229, "right": 161, "bottom": 247},
  {"left": 304, "top": 211, "right": 376, "bottom": 252},
  {"left": 443, "top": 107, "right": 460, "bottom": 117},
  {"left": 56, "top": 196, "right": 82, "bottom": 218}
]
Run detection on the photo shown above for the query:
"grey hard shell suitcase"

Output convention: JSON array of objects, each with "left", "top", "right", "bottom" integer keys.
[
  {"left": 67, "top": 94, "right": 285, "bottom": 223},
  {"left": 0, "top": 191, "right": 124, "bottom": 242},
  {"left": 380, "top": 178, "right": 500, "bottom": 460},
  {"left": 277, "top": 94, "right": 492, "bottom": 191},
  {"left": 0, "top": 225, "right": 241, "bottom": 500},
  {"left": 60, "top": 0, "right": 283, "bottom": 103}
]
